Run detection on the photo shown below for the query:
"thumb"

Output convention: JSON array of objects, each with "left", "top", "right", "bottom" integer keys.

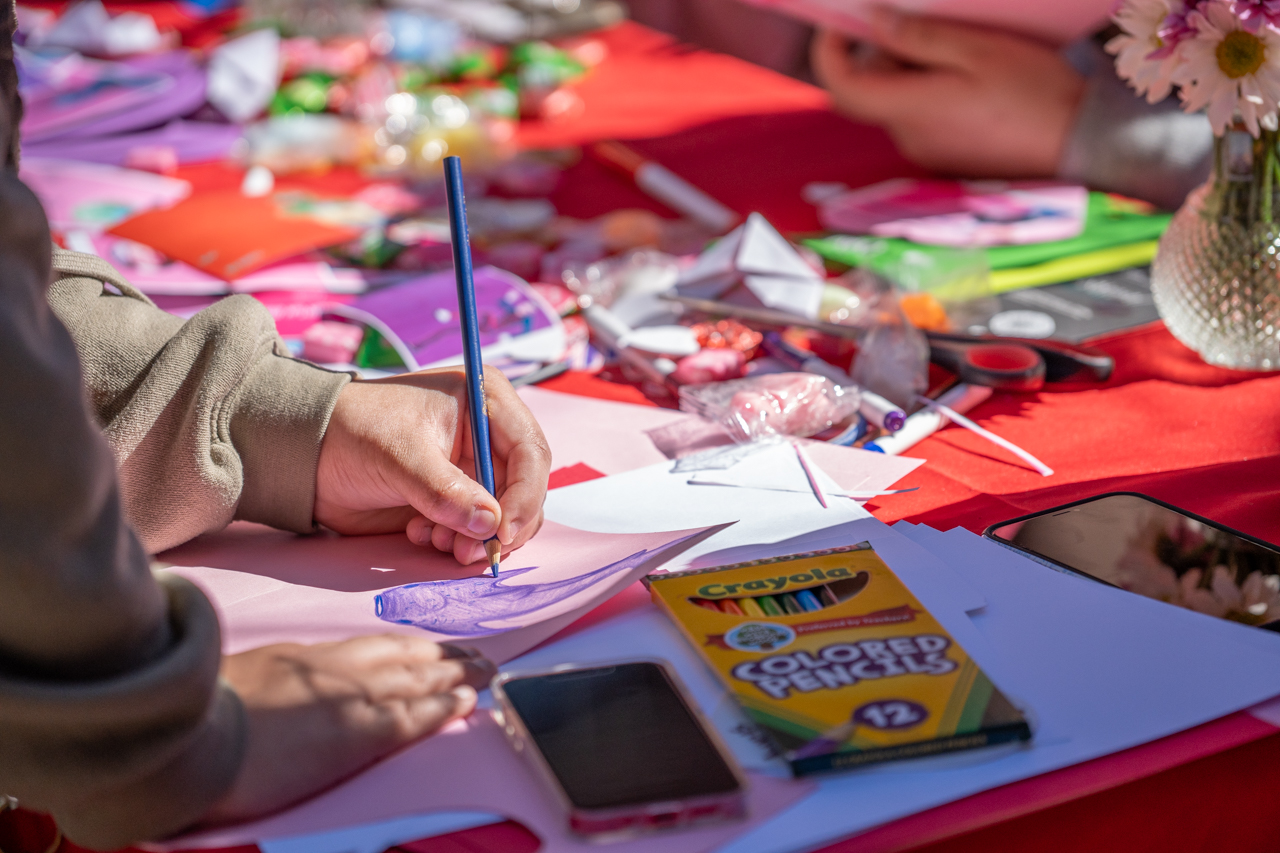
[
  {"left": 866, "top": 7, "right": 1002, "bottom": 70},
  {"left": 390, "top": 445, "right": 502, "bottom": 541}
]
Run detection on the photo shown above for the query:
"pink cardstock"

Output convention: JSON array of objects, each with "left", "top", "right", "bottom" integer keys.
[
  {"left": 170, "top": 710, "right": 812, "bottom": 853},
  {"left": 158, "top": 518, "right": 809, "bottom": 853},
  {"left": 160, "top": 519, "right": 711, "bottom": 662}
]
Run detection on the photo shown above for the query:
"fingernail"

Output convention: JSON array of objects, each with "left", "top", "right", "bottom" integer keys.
[
  {"left": 504, "top": 520, "right": 523, "bottom": 546},
  {"left": 440, "top": 643, "right": 480, "bottom": 659},
  {"left": 468, "top": 508, "right": 497, "bottom": 537},
  {"left": 452, "top": 684, "right": 478, "bottom": 706},
  {"left": 414, "top": 524, "right": 433, "bottom": 545}
]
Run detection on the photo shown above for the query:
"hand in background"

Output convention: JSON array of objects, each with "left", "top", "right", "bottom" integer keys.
[
  {"left": 315, "top": 366, "right": 552, "bottom": 565},
  {"left": 811, "top": 10, "right": 1086, "bottom": 178},
  {"left": 205, "top": 636, "right": 495, "bottom": 825}
]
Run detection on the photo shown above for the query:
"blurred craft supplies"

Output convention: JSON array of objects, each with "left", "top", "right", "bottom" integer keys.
[
  {"left": 344, "top": 266, "right": 565, "bottom": 371},
  {"left": 17, "top": 47, "right": 202, "bottom": 144},
  {"left": 673, "top": 212, "right": 826, "bottom": 320},
  {"left": 16, "top": 44, "right": 241, "bottom": 166},
  {"left": 591, "top": 140, "right": 741, "bottom": 234},
  {"left": 812, "top": 179, "right": 1089, "bottom": 248},
  {"left": 664, "top": 293, "right": 1114, "bottom": 387},
  {"left": 442, "top": 154, "right": 502, "bottom": 577},
  {"left": 19, "top": 158, "right": 191, "bottom": 233},
  {"left": 807, "top": 191, "right": 1172, "bottom": 293},
  {"left": 760, "top": 333, "right": 905, "bottom": 432},
  {"left": 865, "top": 384, "right": 991, "bottom": 455},
  {"left": 964, "top": 267, "right": 1161, "bottom": 343},
  {"left": 736, "top": 0, "right": 1115, "bottom": 44}
]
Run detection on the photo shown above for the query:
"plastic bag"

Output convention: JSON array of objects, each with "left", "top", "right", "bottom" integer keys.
[
  {"left": 844, "top": 271, "right": 929, "bottom": 410},
  {"left": 679, "top": 373, "right": 860, "bottom": 443}
]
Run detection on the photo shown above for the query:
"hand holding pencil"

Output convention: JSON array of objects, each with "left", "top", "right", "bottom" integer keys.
[
  {"left": 312, "top": 155, "right": 553, "bottom": 569},
  {"left": 314, "top": 367, "right": 551, "bottom": 566}
]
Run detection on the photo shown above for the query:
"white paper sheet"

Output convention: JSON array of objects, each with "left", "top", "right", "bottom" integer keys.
[
  {"left": 711, "top": 524, "right": 1280, "bottom": 853},
  {"left": 542, "top": 437, "right": 983, "bottom": 621},
  {"left": 544, "top": 458, "right": 871, "bottom": 574}
]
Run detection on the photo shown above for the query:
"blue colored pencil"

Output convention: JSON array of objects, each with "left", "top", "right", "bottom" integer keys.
[
  {"left": 795, "top": 589, "right": 823, "bottom": 612},
  {"left": 443, "top": 155, "right": 501, "bottom": 577}
]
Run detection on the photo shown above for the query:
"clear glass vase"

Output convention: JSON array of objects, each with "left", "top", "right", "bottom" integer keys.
[{"left": 1151, "top": 127, "right": 1280, "bottom": 369}]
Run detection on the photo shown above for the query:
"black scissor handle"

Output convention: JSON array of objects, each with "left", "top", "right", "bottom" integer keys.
[{"left": 927, "top": 337, "right": 1046, "bottom": 391}]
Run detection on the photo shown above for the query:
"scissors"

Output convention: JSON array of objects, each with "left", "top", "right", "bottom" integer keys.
[
  {"left": 660, "top": 293, "right": 1115, "bottom": 391},
  {"left": 925, "top": 332, "right": 1114, "bottom": 390}
]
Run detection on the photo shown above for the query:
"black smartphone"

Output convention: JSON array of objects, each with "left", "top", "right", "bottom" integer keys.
[
  {"left": 984, "top": 492, "right": 1280, "bottom": 630},
  {"left": 491, "top": 660, "right": 747, "bottom": 839}
]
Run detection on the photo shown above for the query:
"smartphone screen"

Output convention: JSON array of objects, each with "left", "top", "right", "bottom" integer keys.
[
  {"left": 500, "top": 662, "right": 741, "bottom": 810},
  {"left": 987, "top": 493, "right": 1280, "bottom": 627}
]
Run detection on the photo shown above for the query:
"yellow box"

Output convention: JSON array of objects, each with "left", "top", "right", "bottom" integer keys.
[{"left": 647, "top": 543, "right": 1031, "bottom": 775}]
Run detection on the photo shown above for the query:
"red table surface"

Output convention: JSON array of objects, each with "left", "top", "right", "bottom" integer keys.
[{"left": 9, "top": 15, "right": 1280, "bottom": 853}]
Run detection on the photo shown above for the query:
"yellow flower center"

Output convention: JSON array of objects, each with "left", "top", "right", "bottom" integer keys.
[{"left": 1217, "top": 30, "right": 1266, "bottom": 79}]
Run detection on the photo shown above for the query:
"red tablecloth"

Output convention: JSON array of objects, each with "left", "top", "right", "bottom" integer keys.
[{"left": 9, "top": 16, "right": 1280, "bottom": 853}]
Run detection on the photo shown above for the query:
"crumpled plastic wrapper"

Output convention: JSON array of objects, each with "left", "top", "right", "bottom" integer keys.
[
  {"left": 679, "top": 373, "right": 860, "bottom": 443},
  {"left": 844, "top": 270, "right": 929, "bottom": 409}
]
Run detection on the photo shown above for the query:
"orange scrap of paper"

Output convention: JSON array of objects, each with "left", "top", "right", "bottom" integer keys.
[{"left": 109, "top": 190, "right": 360, "bottom": 281}]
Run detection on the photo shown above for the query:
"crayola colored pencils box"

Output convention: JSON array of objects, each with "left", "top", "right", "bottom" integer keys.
[{"left": 646, "top": 543, "right": 1031, "bottom": 776}]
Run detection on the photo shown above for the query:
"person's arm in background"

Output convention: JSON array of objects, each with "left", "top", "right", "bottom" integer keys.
[
  {"left": 811, "top": 9, "right": 1213, "bottom": 210},
  {"left": 1058, "top": 37, "right": 1214, "bottom": 211}
]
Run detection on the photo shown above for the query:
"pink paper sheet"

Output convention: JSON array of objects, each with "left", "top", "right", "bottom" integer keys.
[
  {"left": 517, "top": 386, "right": 923, "bottom": 493},
  {"left": 160, "top": 517, "right": 808, "bottom": 853},
  {"left": 517, "top": 386, "right": 686, "bottom": 475},
  {"left": 160, "top": 520, "right": 710, "bottom": 662},
  {"left": 21, "top": 157, "right": 190, "bottom": 233},
  {"left": 171, "top": 711, "right": 811, "bottom": 853}
]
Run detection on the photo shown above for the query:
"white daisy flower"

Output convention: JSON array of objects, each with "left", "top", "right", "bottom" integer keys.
[
  {"left": 1173, "top": 0, "right": 1280, "bottom": 135},
  {"left": 1108, "top": 0, "right": 1181, "bottom": 103}
]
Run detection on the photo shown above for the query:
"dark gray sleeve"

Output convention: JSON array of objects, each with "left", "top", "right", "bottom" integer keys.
[
  {"left": 1058, "top": 40, "right": 1214, "bottom": 210},
  {"left": 0, "top": 4, "right": 246, "bottom": 842}
]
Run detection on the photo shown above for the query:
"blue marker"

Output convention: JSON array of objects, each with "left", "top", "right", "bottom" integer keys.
[
  {"left": 795, "top": 589, "right": 824, "bottom": 612},
  {"left": 444, "top": 156, "right": 502, "bottom": 577}
]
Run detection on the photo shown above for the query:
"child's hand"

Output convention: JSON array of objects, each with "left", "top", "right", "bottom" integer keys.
[
  {"left": 314, "top": 366, "right": 551, "bottom": 565},
  {"left": 812, "top": 10, "right": 1085, "bottom": 178},
  {"left": 206, "top": 636, "right": 495, "bottom": 824}
]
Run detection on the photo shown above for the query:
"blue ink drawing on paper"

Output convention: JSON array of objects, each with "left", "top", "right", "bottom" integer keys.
[{"left": 374, "top": 545, "right": 666, "bottom": 637}]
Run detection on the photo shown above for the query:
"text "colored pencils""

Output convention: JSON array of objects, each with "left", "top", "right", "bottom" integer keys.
[{"left": 443, "top": 155, "right": 502, "bottom": 577}]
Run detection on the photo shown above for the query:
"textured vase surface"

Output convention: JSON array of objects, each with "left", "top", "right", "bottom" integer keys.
[{"left": 1151, "top": 130, "right": 1280, "bottom": 370}]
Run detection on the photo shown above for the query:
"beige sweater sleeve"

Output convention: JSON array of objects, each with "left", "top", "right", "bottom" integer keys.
[
  {"left": 47, "top": 249, "right": 351, "bottom": 554},
  {"left": 0, "top": 171, "right": 245, "bottom": 848}
]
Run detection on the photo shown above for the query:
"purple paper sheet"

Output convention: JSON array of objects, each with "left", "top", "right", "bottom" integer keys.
[
  {"left": 23, "top": 119, "right": 242, "bottom": 165},
  {"left": 352, "top": 266, "right": 555, "bottom": 367}
]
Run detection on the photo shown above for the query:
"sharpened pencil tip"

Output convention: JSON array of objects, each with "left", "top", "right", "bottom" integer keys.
[{"left": 485, "top": 539, "right": 502, "bottom": 578}]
